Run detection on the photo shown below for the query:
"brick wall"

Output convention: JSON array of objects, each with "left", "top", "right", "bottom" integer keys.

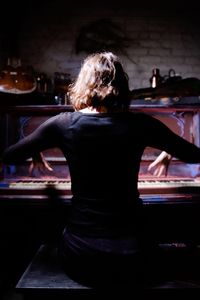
[{"left": 1, "top": 1, "right": 200, "bottom": 90}]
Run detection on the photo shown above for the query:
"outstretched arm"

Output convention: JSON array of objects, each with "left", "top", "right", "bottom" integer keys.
[
  {"left": 148, "top": 151, "right": 172, "bottom": 177},
  {"left": 2, "top": 115, "right": 60, "bottom": 165},
  {"left": 145, "top": 114, "right": 200, "bottom": 164}
]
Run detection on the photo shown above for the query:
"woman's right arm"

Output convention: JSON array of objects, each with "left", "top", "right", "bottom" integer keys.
[{"left": 145, "top": 114, "right": 200, "bottom": 164}]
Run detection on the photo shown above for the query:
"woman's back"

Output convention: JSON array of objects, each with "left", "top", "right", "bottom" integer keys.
[{"left": 55, "top": 110, "right": 147, "bottom": 238}]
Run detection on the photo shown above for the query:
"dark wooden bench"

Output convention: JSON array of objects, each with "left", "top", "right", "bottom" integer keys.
[
  {"left": 15, "top": 243, "right": 200, "bottom": 300},
  {"left": 15, "top": 244, "right": 93, "bottom": 300}
]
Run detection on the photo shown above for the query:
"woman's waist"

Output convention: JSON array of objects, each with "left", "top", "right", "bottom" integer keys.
[
  {"left": 62, "top": 227, "right": 141, "bottom": 255},
  {"left": 72, "top": 190, "right": 139, "bottom": 202}
]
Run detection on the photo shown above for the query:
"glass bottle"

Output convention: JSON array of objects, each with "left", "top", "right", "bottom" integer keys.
[{"left": 150, "top": 68, "right": 162, "bottom": 88}]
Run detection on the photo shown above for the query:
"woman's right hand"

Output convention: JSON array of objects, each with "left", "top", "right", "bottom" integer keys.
[{"left": 148, "top": 151, "right": 172, "bottom": 177}]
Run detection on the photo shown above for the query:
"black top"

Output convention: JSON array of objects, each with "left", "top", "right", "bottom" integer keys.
[{"left": 3, "top": 111, "right": 200, "bottom": 239}]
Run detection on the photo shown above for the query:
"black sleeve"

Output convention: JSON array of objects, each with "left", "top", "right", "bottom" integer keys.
[
  {"left": 145, "top": 114, "right": 200, "bottom": 163},
  {"left": 2, "top": 114, "right": 62, "bottom": 164}
]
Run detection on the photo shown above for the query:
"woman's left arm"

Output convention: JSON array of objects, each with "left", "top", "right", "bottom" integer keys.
[{"left": 2, "top": 115, "right": 60, "bottom": 165}]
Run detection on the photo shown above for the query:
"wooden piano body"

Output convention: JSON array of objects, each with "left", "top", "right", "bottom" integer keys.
[{"left": 1, "top": 100, "right": 200, "bottom": 246}]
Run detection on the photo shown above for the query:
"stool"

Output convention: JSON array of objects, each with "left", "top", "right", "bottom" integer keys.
[
  {"left": 15, "top": 244, "right": 93, "bottom": 300},
  {"left": 15, "top": 243, "right": 200, "bottom": 300}
]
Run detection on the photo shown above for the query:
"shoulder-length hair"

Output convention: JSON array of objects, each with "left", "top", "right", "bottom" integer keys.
[{"left": 68, "top": 52, "right": 130, "bottom": 111}]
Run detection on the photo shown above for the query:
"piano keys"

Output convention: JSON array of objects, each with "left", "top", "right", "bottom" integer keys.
[{"left": 0, "top": 177, "right": 200, "bottom": 205}]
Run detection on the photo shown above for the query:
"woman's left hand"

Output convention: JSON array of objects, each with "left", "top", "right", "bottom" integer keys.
[{"left": 29, "top": 152, "right": 53, "bottom": 176}]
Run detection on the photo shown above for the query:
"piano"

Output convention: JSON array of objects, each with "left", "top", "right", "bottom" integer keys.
[{"left": 1, "top": 101, "right": 200, "bottom": 244}]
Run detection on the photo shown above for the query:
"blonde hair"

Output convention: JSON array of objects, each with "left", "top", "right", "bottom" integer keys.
[{"left": 68, "top": 52, "right": 130, "bottom": 111}]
